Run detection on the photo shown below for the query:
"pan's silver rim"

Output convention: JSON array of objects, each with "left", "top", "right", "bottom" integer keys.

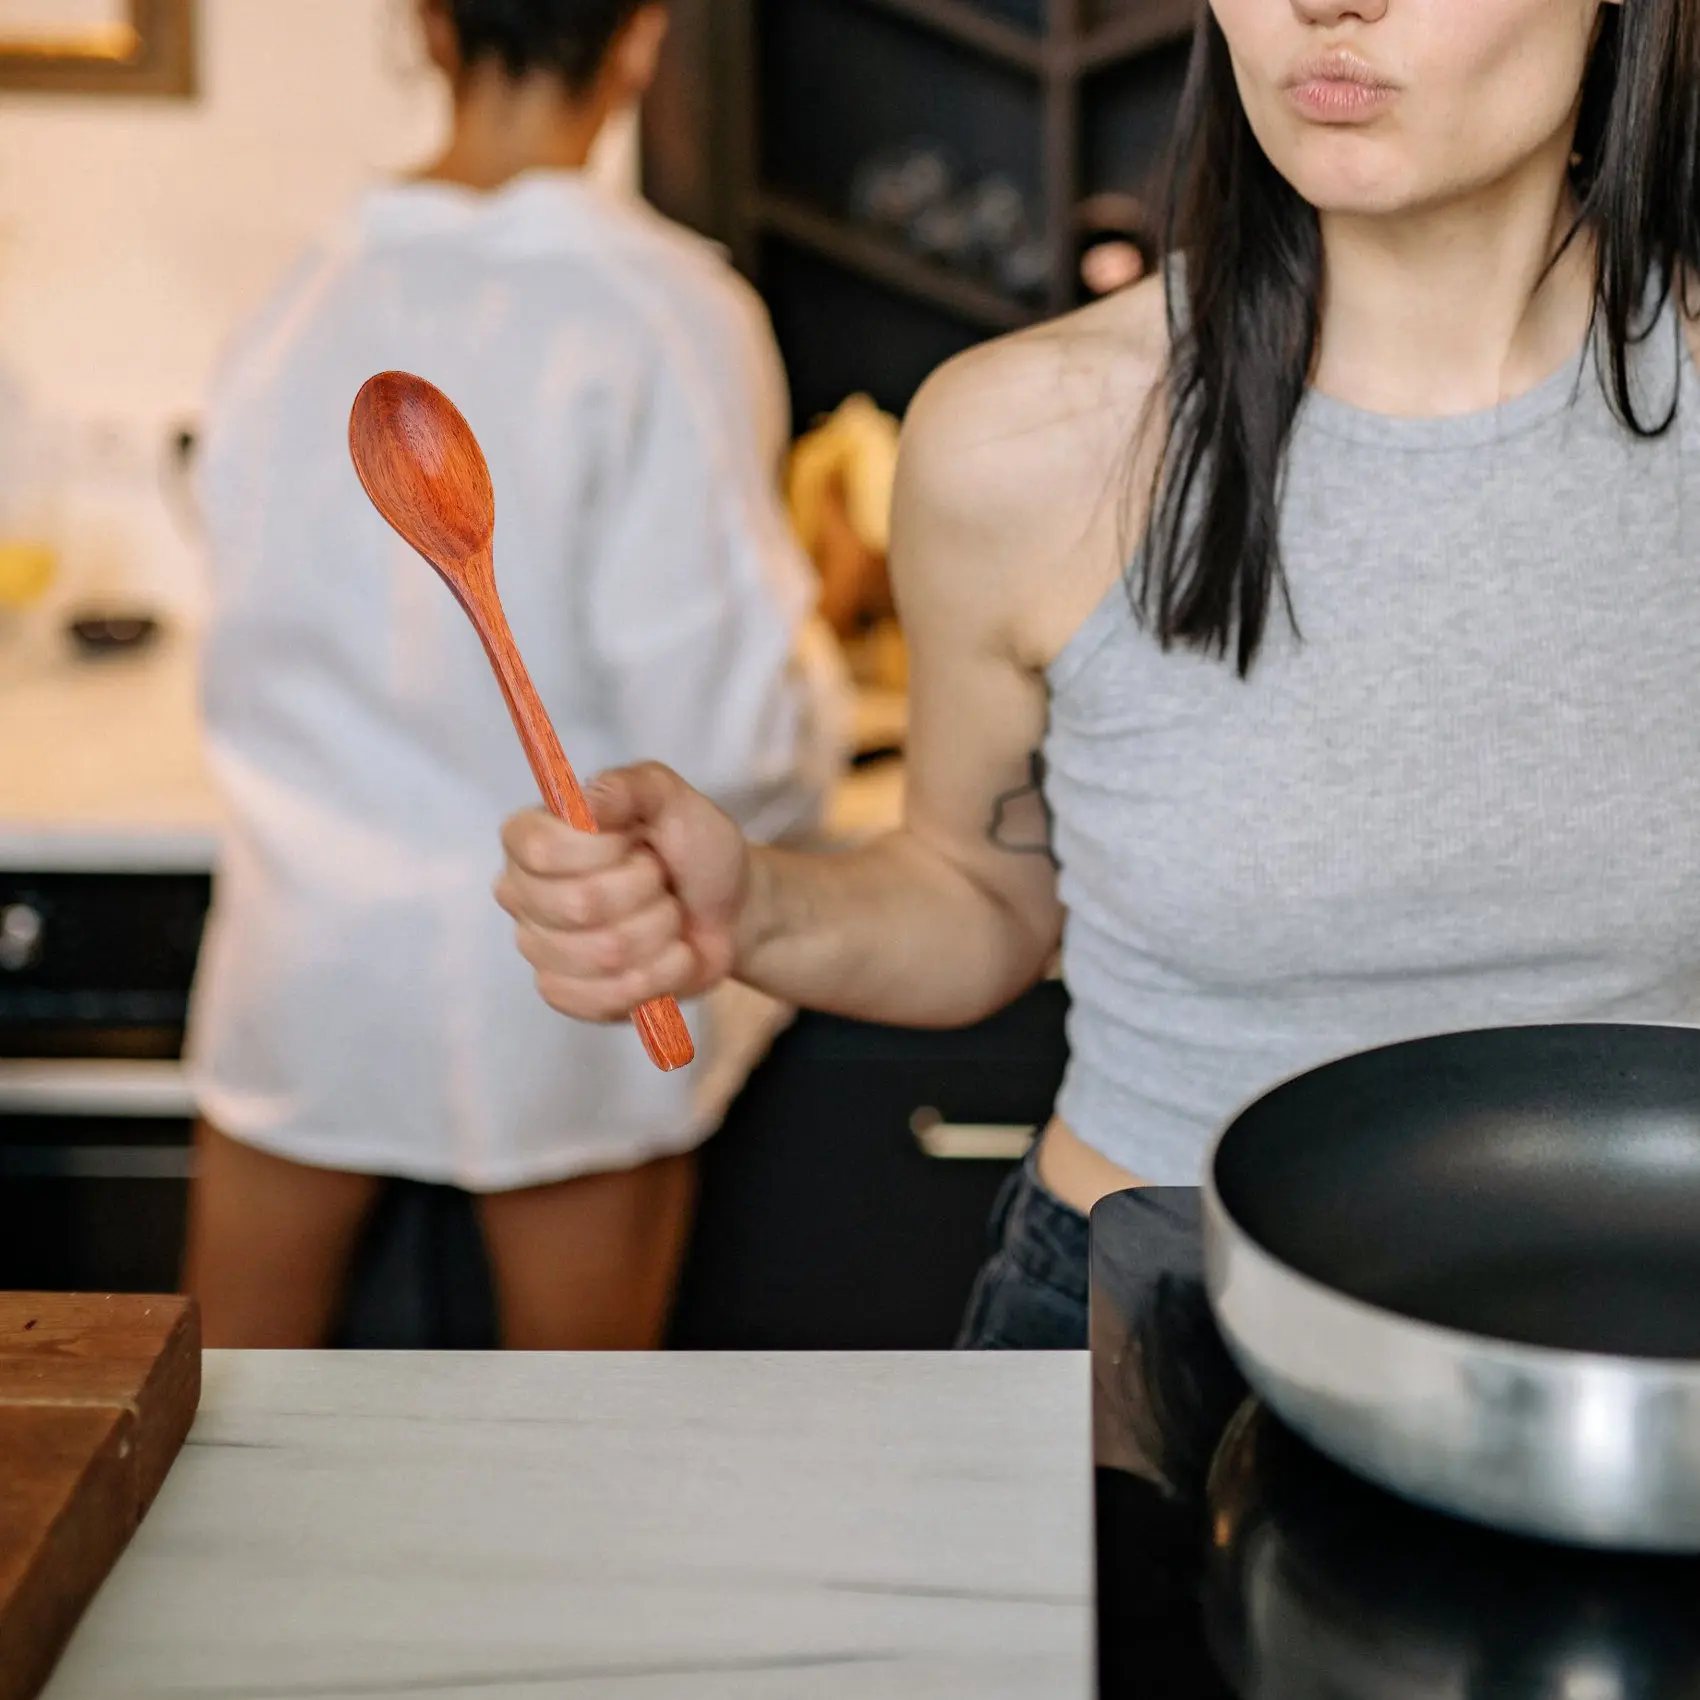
[
  {"left": 1202, "top": 1175, "right": 1700, "bottom": 1550},
  {"left": 1202, "top": 1016, "right": 1700, "bottom": 1375},
  {"left": 1197, "top": 1020, "right": 1700, "bottom": 1547},
  {"left": 1200, "top": 1163, "right": 1700, "bottom": 1377}
]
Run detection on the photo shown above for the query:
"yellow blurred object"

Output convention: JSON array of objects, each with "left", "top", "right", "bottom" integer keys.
[
  {"left": 787, "top": 394, "right": 901, "bottom": 559},
  {"left": 0, "top": 541, "right": 55, "bottom": 609},
  {"left": 790, "top": 396, "right": 908, "bottom": 690}
]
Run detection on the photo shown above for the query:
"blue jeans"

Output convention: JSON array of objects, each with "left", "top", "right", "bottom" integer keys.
[{"left": 957, "top": 1147, "right": 1091, "bottom": 1349}]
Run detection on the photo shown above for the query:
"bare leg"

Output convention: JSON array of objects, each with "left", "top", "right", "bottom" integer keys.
[
  {"left": 184, "top": 1120, "right": 383, "bottom": 1348},
  {"left": 477, "top": 1148, "right": 698, "bottom": 1350}
]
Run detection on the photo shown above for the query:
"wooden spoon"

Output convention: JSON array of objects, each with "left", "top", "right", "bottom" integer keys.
[{"left": 348, "top": 370, "right": 695, "bottom": 1073}]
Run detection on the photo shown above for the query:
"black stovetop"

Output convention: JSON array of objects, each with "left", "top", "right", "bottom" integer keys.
[{"left": 1090, "top": 1189, "right": 1700, "bottom": 1700}]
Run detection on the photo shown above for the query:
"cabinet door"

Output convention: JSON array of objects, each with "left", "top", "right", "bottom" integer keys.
[
  {"left": 0, "top": 1113, "right": 191, "bottom": 1293},
  {"left": 670, "top": 982, "right": 1069, "bottom": 1349}
]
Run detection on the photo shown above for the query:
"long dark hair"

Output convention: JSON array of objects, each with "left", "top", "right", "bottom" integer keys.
[{"left": 1143, "top": 2, "right": 1700, "bottom": 676}]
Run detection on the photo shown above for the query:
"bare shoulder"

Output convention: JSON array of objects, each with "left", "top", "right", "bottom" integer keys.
[
  {"left": 898, "top": 276, "right": 1169, "bottom": 538},
  {"left": 890, "top": 273, "right": 1170, "bottom": 660}
]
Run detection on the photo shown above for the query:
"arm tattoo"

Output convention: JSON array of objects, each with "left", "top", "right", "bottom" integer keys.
[{"left": 987, "top": 749, "right": 1058, "bottom": 862}]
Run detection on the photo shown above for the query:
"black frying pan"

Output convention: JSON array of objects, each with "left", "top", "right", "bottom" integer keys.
[{"left": 1202, "top": 1023, "right": 1700, "bottom": 1550}]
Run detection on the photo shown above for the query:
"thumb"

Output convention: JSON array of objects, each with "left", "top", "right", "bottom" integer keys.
[{"left": 585, "top": 762, "right": 684, "bottom": 835}]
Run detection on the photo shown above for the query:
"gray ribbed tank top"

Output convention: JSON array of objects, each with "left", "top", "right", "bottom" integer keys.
[{"left": 1046, "top": 289, "right": 1700, "bottom": 1182}]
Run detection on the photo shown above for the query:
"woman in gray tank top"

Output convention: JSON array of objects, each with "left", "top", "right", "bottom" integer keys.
[{"left": 499, "top": 0, "right": 1700, "bottom": 1349}]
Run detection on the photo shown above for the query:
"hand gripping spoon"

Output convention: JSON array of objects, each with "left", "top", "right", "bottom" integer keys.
[{"left": 349, "top": 370, "right": 695, "bottom": 1072}]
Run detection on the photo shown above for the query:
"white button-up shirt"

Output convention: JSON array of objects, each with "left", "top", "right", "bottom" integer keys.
[{"left": 188, "top": 171, "right": 848, "bottom": 1189}]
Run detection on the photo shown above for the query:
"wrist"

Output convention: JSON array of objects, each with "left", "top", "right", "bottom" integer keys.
[{"left": 731, "top": 843, "right": 786, "bottom": 984}]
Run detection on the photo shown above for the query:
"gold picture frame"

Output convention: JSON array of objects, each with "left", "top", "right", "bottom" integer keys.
[{"left": 0, "top": 0, "right": 195, "bottom": 97}]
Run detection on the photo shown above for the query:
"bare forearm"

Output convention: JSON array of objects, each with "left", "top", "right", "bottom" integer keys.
[{"left": 733, "top": 830, "right": 1053, "bottom": 1027}]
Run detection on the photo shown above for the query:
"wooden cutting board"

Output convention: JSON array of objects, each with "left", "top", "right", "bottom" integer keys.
[{"left": 0, "top": 1295, "right": 200, "bottom": 1700}]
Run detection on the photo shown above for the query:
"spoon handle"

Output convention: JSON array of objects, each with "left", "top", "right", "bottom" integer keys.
[{"left": 474, "top": 593, "right": 696, "bottom": 1073}]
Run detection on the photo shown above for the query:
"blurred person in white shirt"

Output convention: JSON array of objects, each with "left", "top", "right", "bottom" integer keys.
[{"left": 185, "top": 0, "right": 849, "bottom": 1349}]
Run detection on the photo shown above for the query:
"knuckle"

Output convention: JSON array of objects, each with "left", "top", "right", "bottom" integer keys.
[
  {"left": 641, "top": 902, "right": 684, "bottom": 958},
  {"left": 637, "top": 850, "right": 670, "bottom": 900},
  {"left": 500, "top": 875, "right": 547, "bottom": 924},
  {"left": 630, "top": 895, "right": 672, "bottom": 944},
  {"left": 506, "top": 813, "right": 551, "bottom": 867},
  {"left": 616, "top": 854, "right": 651, "bottom": 902},
  {"left": 512, "top": 923, "right": 550, "bottom": 970},
  {"left": 559, "top": 884, "right": 600, "bottom": 929},
  {"left": 533, "top": 971, "right": 580, "bottom": 1016}
]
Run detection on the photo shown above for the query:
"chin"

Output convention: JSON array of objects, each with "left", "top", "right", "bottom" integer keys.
[{"left": 1273, "top": 136, "right": 1429, "bottom": 219}]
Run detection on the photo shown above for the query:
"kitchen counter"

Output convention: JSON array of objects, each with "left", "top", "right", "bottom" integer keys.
[
  {"left": 43, "top": 1351, "right": 1092, "bottom": 1700},
  {"left": 0, "top": 626, "right": 904, "bottom": 873},
  {"left": 0, "top": 627, "right": 221, "bottom": 873}
]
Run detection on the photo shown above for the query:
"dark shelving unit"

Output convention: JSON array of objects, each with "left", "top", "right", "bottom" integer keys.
[
  {"left": 851, "top": 0, "right": 1046, "bottom": 72},
  {"left": 751, "top": 191, "right": 1035, "bottom": 333},
  {"left": 1073, "top": 0, "right": 1199, "bottom": 70},
  {"left": 645, "top": 0, "right": 1196, "bottom": 422}
]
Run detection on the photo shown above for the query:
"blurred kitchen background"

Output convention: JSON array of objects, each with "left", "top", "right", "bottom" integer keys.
[{"left": 0, "top": 0, "right": 1189, "bottom": 1350}]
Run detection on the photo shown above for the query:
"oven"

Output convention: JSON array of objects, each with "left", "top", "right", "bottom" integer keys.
[{"left": 0, "top": 870, "right": 209, "bottom": 1293}]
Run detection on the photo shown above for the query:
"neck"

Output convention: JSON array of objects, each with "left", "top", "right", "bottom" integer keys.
[
  {"left": 1312, "top": 137, "right": 1596, "bottom": 418},
  {"left": 420, "top": 61, "right": 608, "bottom": 192}
]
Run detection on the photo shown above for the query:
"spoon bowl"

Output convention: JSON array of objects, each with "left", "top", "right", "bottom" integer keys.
[
  {"left": 349, "top": 370, "right": 695, "bottom": 1073},
  {"left": 349, "top": 371, "right": 495, "bottom": 574}
]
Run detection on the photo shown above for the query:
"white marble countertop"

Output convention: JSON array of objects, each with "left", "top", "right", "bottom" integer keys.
[
  {"left": 0, "top": 627, "right": 904, "bottom": 875},
  {"left": 43, "top": 1351, "right": 1092, "bottom": 1700}
]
